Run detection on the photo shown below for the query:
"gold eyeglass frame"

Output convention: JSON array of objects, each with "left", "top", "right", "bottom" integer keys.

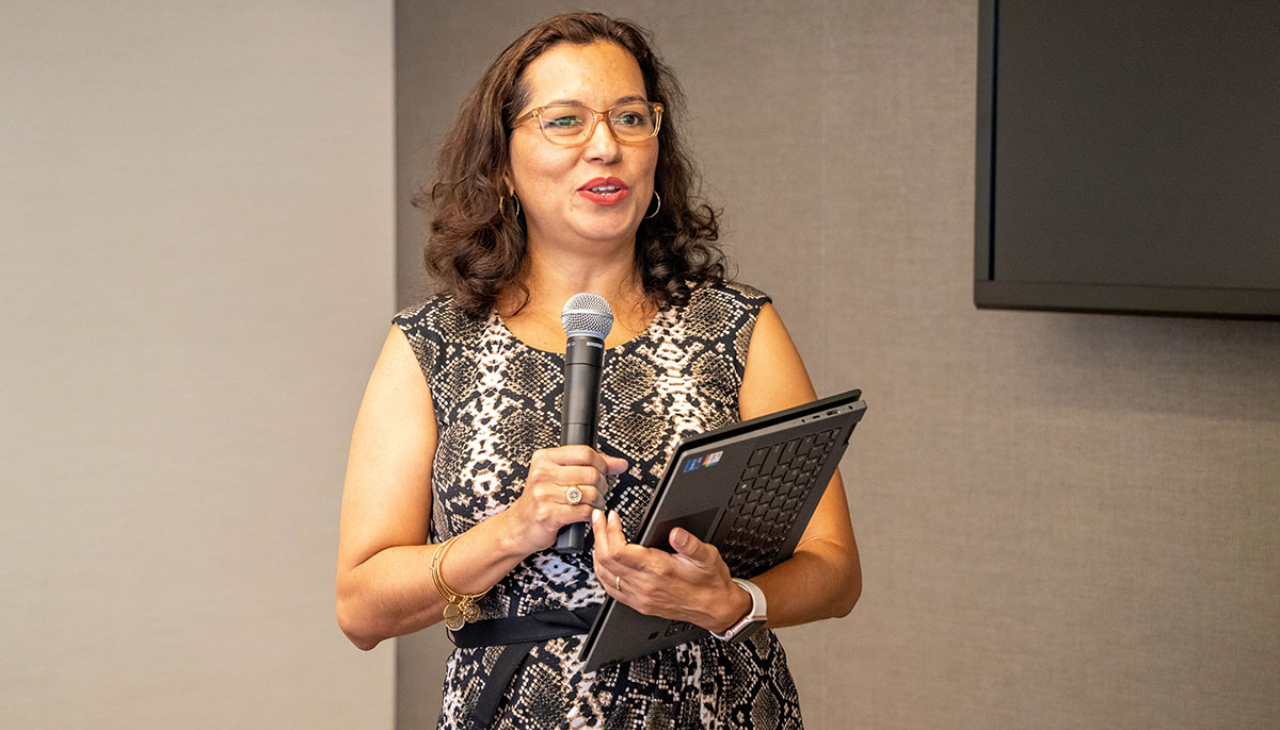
[{"left": 512, "top": 102, "right": 664, "bottom": 146}]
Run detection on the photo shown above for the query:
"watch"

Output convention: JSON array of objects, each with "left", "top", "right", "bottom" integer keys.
[{"left": 710, "top": 578, "right": 767, "bottom": 643}]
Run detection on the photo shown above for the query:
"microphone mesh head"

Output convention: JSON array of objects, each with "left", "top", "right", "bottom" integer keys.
[{"left": 561, "top": 293, "right": 614, "bottom": 339}]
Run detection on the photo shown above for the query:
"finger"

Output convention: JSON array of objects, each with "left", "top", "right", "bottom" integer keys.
[
  {"left": 593, "top": 509, "right": 625, "bottom": 567},
  {"left": 669, "top": 527, "right": 719, "bottom": 569},
  {"left": 594, "top": 563, "right": 625, "bottom": 600},
  {"left": 545, "top": 444, "right": 608, "bottom": 468},
  {"left": 557, "top": 485, "right": 604, "bottom": 512},
  {"left": 608, "top": 509, "right": 627, "bottom": 544},
  {"left": 557, "top": 466, "right": 611, "bottom": 491},
  {"left": 537, "top": 481, "right": 601, "bottom": 510},
  {"left": 547, "top": 446, "right": 629, "bottom": 478},
  {"left": 570, "top": 485, "right": 607, "bottom": 511},
  {"left": 604, "top": 455, "right": 629, "bottom": 476},
  {"left": 592, "top": 535, "right": 638, "bottom": 602},
  {"left": 606, "top": 511, "right": 652, "bottom": 571},
  {"left": 548, "top": 488, "right": 600, "bottom": 525},
  {"left": 591, "top": 509, "right": 611, "bottom": 554},
  {"left": 566, "top": 504, "right": 600, "bottom": 525}
]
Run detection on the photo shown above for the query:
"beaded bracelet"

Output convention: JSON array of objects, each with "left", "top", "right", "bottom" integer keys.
[{"left": 430, "top": 535, "right": 491, "bottom": 631}]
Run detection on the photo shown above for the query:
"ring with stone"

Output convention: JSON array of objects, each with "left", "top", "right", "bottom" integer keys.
[{"left": 566, "top": 486, "right": 583, "bottom": 505}]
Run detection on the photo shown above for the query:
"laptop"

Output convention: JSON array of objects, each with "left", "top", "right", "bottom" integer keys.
[{"left": 579, "top": 389, "right": 867, "bottom": 672}]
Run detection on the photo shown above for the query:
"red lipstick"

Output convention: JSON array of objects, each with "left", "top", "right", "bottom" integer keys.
[{"left": 576, "top": 177, "right": 630, "bottom": 206}]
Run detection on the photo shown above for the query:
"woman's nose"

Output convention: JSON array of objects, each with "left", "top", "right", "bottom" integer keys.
[{"left": 582, "top": 113, "right": 622, "bottom": 163}]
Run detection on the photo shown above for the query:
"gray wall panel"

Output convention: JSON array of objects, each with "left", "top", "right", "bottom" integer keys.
[{"left": 1, "top": 2, "right": 396, "bottom": 728}]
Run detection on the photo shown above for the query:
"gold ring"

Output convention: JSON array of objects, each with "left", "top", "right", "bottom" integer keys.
[
  {"left": 615, "top": 575, "right": 621, "bottom": 590},
  {"left": 566, "top": 487, "right": 582, "bottom": 505}
]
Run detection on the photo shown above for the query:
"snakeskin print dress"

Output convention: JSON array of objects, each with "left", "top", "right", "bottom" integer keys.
[{"left": 393, "top": 280, "right": 804, "bottom": 730}]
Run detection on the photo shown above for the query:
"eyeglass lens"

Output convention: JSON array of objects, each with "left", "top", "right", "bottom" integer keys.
[{"left": 537, "top": 103, "right": 659, "bottom": 143}]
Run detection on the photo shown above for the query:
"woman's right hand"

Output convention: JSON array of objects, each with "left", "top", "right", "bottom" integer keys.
[{"left": 505, "top": 445, "right": 627, "bottom": 554}]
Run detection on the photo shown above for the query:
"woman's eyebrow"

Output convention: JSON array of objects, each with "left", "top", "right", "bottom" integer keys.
[{"left": 542, "top": 95, "right": 648, "bottom": 107}]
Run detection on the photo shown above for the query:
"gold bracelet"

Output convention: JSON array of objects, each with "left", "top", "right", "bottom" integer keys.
[{"left": 430, "top": 535, "right": 491, "bottom": 631}]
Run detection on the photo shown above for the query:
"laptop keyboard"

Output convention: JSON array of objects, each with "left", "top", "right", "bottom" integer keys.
[{"left": 715, "top": 427, "right": 841, "bottom": 577}]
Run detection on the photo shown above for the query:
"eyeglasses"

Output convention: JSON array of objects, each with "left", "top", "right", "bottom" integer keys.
[{"left": 513, "top": 102, "right": 664, "bottom": 146}]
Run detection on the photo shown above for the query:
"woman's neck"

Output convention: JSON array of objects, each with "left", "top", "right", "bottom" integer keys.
[
  {"left": 505, "top": 240, "right": 643, "bottom": 306},
  {"left": 497, "top": 241, "right": 655, "bottom": 348}
]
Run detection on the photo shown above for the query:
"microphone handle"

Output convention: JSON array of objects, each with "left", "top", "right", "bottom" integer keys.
[{"left": 555, "top": 336, "right": 605, "bottom": 554}]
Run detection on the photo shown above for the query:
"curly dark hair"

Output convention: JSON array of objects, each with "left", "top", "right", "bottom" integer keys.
[{"left": 415, "top": 12, "right": 726, "bottom": 315}]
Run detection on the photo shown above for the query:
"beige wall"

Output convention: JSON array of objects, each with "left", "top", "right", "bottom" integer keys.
[
  {"left": 396, "top": 2, "right": 1280, "bottom": 728},
  {"left": 1, "top": 2, "right": 395, "bottom": 728}
]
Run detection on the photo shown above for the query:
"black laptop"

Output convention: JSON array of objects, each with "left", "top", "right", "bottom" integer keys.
[{"left": 580, "top": 389, "right": 867, "bottom": 672}]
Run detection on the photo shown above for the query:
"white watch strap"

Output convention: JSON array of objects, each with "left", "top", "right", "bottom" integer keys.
[{"left": 710, "top": 578, "right": 767, "bottom": 641}]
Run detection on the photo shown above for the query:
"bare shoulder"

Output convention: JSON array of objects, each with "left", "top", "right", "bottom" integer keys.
[
  {"left": 337, "top": 325, "right": 437, "bottom": 571},
  {"left": 372, "top": 324, "right": 432, "bottom": 395},
  {"left": 739, "top": 302, "right": 819, "bottom": 420}
]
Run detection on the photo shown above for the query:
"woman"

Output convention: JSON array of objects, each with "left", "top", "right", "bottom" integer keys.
[{"left": 337, "top": 12, "right": 861, "bottom": 729}]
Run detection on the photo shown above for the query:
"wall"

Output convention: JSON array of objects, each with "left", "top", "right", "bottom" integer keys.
[
  {"left": 396, "top": 1, "right": 1280, "bottom": 728},
  {"left": 1, "top": 2, "right": 395, "bottom": 728}
]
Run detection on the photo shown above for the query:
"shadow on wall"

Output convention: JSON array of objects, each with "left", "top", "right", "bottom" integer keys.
[{"left": 996, "top": 313, "right": 1280, "bottom": 422}]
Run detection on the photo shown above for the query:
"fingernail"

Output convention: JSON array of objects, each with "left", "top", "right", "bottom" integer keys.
[
  {"left": 592, "top": 509, "right": 603, "bottom": 523},
  {"left": 671, "top": 528, "right": 687, "bottom": 548}
]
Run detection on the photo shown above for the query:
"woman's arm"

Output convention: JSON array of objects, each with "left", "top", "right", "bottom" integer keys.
[
  {"left": 592, "top": 302, "right": 861, "bottom": 633},
  {"left": 731, "top": 302, "right": 862, "bottom": 627},
  {"left": 335, "top": 326, "right": 620, "bottom": 650}
]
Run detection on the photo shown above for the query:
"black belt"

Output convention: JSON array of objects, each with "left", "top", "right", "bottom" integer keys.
[{"left": 447, "top": 606, "right": 600, "bottom": 728}]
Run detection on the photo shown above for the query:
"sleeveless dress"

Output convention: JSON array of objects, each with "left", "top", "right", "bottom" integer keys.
[{"left": 393, "top": 280, "right": 804, "bottom": 730}]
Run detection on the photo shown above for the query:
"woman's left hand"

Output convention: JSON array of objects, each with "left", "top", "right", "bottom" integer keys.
[{"left": 591, "top": 509, "right": 749, "bottom": 634}]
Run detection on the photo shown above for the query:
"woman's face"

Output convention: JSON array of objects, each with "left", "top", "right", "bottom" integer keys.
[{"left": 508, "top": 41, "right": 659, "bottom": 258}]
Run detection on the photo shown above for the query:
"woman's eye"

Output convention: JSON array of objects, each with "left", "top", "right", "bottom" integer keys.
[
  {"left": 614, "top": 113, "right": 643, "bottom": 127},
  {"left": 545, "top": 115, "right": 583, "bottom": 129}
]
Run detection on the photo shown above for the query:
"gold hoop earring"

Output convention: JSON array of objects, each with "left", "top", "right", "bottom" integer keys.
[
  {"left": 644, "top": 191, "right": 661, "bottom": 219},
  {"left": 498, "top": 193, "right": 521, "bottom": 218}
]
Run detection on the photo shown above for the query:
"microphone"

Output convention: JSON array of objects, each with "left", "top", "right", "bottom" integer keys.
[{"left": 555, "top": 293, "right": 613, "bottom": 554}]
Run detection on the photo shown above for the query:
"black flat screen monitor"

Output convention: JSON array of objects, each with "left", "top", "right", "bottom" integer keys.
[{"left": 975, "top": 0, "right": 1280, "bottom": 319}]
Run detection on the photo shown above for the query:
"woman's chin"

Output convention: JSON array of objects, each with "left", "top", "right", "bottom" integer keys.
[{"left": 569, "top": 222, "right": 641, "bottom": 249}]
